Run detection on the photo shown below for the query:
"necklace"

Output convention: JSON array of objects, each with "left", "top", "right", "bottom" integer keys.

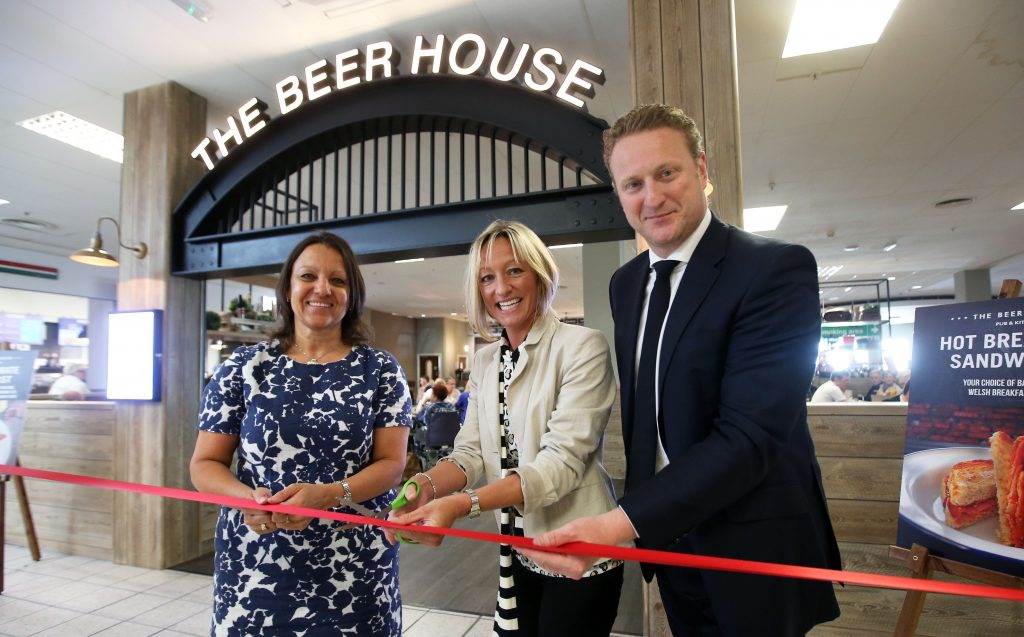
[{"left": 295, "top": 342, "right": 345, "bottom": 364}]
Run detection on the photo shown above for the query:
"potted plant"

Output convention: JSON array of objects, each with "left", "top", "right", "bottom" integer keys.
[
  {"left": 228, "top": 295, "right": 252, "bottom": 318},
  {"left": 205, "top": 311, "right": 222, "bottom": 331}
]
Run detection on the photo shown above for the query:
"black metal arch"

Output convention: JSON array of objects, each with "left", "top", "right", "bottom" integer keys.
[{"left": 172, "top": 75, "right": 630, "bottom": 277}]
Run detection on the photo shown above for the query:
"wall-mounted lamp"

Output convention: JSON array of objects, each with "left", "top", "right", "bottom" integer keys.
[{"left": 70, "top": 217, "right": 147, "bottom": 267}]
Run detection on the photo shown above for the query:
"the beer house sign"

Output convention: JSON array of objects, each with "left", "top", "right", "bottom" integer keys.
[{"left": 190, "top": 34, "right": 605, "bottom": 170}]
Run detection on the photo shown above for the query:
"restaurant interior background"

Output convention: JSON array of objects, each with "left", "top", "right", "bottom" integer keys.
[
  {"left": 0, "top": 0, "right": 1022, "bottom": 635},
  {"left": 2, "top": 0, "right": 1020, "bottom": 399}
]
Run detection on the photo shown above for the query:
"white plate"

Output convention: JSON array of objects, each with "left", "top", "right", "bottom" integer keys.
[{"left": 899, "top": 446, "right": 1024, "bottom": 561}]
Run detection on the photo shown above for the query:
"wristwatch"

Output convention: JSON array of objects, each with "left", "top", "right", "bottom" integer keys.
[{"left": 464, "top": 488, "right": 481, "bottom": 519}]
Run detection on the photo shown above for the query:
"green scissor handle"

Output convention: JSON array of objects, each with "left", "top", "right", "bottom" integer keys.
[{"left": 390, "top": 478, "right": 421, "bottom": 544}]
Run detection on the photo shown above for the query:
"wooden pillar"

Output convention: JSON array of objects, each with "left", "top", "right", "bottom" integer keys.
[
  {"left": 629, "top": 0, "right": 743, "bottom": 228},
  {"left": 115, "top": 82, "right": 207, "bottom": 568},
  {"left": 628, "top": 2, "right": 742, "bottom": 634}
]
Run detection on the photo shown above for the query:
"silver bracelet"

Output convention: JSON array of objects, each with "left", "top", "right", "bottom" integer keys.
[
  {"left": 336, "top": 479, "right": 353, "bottom": 507},
  {"left": 414, "top": 472, "right": 437, "bottom": 501}
]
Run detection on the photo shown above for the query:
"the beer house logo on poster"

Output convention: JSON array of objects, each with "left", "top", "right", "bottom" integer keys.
[{"left": 191, "top": 34, "right": 605, "bottom": 170}]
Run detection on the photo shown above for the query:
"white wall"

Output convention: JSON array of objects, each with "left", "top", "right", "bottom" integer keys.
[{"left": 0, "top": 245, "right": 116, "bottom": 300}]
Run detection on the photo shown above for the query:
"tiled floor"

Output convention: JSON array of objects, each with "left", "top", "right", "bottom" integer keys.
[{"left": 0, "top": 545, "right": 634, "bottom": 636}]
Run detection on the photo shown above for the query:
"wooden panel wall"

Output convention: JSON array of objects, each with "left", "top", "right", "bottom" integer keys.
[
  {"left": 808, "top": 404, "right": 1024, "bottom": 636},
  {"left": 628, "top": 0, "right": 742, "bottom": 228},
  {"left": 3, "top": 403, "right": 116, "bottom": 560},
  {"left": 115, "top": 81, "right": 208, "bottom": 569}
]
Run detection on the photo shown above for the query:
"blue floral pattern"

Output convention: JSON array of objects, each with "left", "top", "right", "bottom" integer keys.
[{"left": 198, "top": 340, "right": 412, "bottom": 635}]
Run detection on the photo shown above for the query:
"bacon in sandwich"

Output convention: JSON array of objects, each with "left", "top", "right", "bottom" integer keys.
[
  {"left": 990, "top": 431, "right": 1024, "bottom": 548},
  {"left": 942, "top": 459, "right": 997, "bottom": 528}
]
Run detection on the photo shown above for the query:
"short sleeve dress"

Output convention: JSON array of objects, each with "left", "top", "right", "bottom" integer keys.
[{"left": 198, "top": 340, "right": 412, "bottom": 636}]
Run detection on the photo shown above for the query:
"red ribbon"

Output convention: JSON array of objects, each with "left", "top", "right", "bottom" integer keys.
[{"left": 3, "top": 463, "right": 1024, "bottom": 603}]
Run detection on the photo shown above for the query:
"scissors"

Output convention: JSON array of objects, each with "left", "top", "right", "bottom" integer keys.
[{"left": 336, "top": 478, "right": 421, "bottom": 539}]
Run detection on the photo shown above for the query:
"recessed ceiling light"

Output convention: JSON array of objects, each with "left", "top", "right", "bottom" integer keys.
[
  {"left": 782, "top": 0, "right": 900, "bottom": 58},
  {"left": 16, "top": 111, "right": 124, "bottom": 163},
  {"left": 743, "top": 205, "right": 788, "bottom": 232},
  {"left": 549, "top": 243, "right": 582, "bottom": 250},
  {"left": 843, "top": 245, "right": 860, "bottom": 252},
  {"left": 0, "top": 198, "right": 8, "bottom": 206},
  {"left": 882, "top": 241, "right": 898, "bottom": 252},
  {"left": 450, "top": 312, "right": 457, "bottom": 316},
  {"left": 911, "top": 285, "right": 922, "bottom": 290},
  {"left": 1012, "top": 201, "right": 1024, "bottom": 211},
  {"left": 828, "top": 297, "right": 839, "bottom": 301},
  {"left": 844, "top": 287, "right": 852, "bottom": 292},
  {"left": 851, "top": 274, "right": 858, "bottom": 279},
  {"left": 887, "top": 276, "right": 896, "bottom": 281},
  {"left": 420, "top": 314, "right": 426, "bottom": 318},
  {"left": 394, "top": 257, "right": 424, "bottom": 264}
]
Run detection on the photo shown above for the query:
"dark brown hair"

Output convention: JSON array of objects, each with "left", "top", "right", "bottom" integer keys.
[
  {"left": 431, "top": 380, "right": 449, "bottom": 402},
  {"left": 602, "top": 104, "right": 704, "bottom": 178},
  {"left": 273, "top": 232, "right": 371, "bottom": 350}
]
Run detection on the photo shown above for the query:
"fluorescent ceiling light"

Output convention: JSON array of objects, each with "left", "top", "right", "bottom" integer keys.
[
  {"left": 844, "top": 287, "right": 852, "bottom": 292},
  {"left": 394, "top": 257, "right": 424, "bottom": 264},
  {"left": 1012, "top": 200, "right": 1024, "bottom": 211},
  {"left": 817, "top": 264, "right": 844, "bottom": 279},
  {"left": 16, "top": 111, "right": 124, "bottom": 163},
  {"left": 0, "top": 198, "right": 8, "bottom": 206},
  {"left": 882, "top": 241, "right": 898, "bottom": 252},
  {"left": 911, "top": 285, "right": 922, "bottom": 290},
  {"left": 743, "top": 205, "right": 788, "bottom": 232},
  {"left": 843, "top": 245, "right": 859, "bottom": 252},
  {"left": 887, "top": 276, "right": 896, "bottom": 281},
  {"left": 549, "top": 243, "right": 583, "bottom": 250},
  {"left": 783, "top": 0, "right": 900, "bottom": 59}
]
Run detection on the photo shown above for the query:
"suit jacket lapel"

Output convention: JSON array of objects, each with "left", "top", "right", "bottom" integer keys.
[
  {"left": 618, "top": 257, "right": 649, "bottom": 439},
  {"left": 658, "top": 216, "right": 729, "bottom": 392}
]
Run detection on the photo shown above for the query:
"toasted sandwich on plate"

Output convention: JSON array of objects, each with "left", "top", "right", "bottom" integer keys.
[
  {"left": 990, "top": 431, "right": 1024, "bottom": 548},
  {"left": 942, "top": 459, "right": 997, "bottom": 529}
]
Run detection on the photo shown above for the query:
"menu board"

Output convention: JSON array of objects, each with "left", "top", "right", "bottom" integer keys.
[
  {"left": 0, "top": 350, "right": 35, "bottom": 466},
  {"left": 897, "top": 298, "right": 1024, "bottom": 576}
]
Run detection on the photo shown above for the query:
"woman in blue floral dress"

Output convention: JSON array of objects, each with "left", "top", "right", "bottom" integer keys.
[{"left": 191, "top": 232, "right": 412, "bottom": 636}]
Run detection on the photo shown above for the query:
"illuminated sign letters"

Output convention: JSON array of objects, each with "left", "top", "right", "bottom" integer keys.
[{"left": 190, "top": 33, "right": 604, "bottom": 170}]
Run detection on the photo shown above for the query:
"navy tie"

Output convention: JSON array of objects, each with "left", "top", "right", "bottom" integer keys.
[{"left": 628, "top": 259, "right": 679, "bottom": 492}]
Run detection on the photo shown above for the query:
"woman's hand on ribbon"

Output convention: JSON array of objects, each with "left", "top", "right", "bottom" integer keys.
[
  {"left": 520, "top": 508, "right": 637, "bottom": 580},
  {"left": 264, "top": 482, "right": 334, "bottom": 531},
  {"left": 387, "top": 494, "right": 465, "bottom": 546},
  {"left": 241, "top": 487, "right": 277, "bottom": 535}
]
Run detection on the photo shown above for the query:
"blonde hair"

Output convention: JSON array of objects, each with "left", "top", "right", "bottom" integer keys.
[
  {"left": 465, "top": 220, "right": 559, "bottom": 342},
  {"left": 602, "top": 104, "right": 704, "bottom": 178}
]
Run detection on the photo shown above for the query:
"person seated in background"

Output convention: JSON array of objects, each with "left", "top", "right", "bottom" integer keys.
[
  {"left": 417, "top": 380, "right": 457, "bottom": 424},
  {"left": 454, "top": 387, "right": 470, "bottom": 424},
  {"left": 48, "top": 363, "right": 89, "bottom": 400},
  {"left": 863, "top": 368, "right": 883, "bottom": 401},
  {"left": 811, "top": 371, "right": 851, "bottom": 403},
  {"left": 444, "top": 376, "right": 461, "bottom": 404},
  {"left": 874, "top": 371, "right": 903, "bottom": 402}
]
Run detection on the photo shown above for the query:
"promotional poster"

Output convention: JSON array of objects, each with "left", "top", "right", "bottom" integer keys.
[
  {"left": 0, "top": 350, "right": 35, "bottom": 466},
  {"left": 898, "top": 298, "right": 1024, "bottom": 576}
]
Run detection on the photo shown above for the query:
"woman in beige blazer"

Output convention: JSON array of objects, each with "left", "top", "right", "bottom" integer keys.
[{"left": 388, "top": 220, "right": 623, "bottom": 635}]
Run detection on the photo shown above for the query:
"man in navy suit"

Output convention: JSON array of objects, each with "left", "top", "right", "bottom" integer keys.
[{"left": 526, "top": 105, "right": 841, "bottom": 635}]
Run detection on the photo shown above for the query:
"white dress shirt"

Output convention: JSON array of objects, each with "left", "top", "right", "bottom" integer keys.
[
  {"left": 634, "top": 208, "right": 712, "bottom": 472},
  {"left": 811, "top": 381, "right": 849, "bottom": 403}
]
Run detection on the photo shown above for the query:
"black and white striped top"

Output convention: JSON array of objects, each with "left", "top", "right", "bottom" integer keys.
[{"left": 492, "top": 337, "right": 620, "bottom": 636}]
